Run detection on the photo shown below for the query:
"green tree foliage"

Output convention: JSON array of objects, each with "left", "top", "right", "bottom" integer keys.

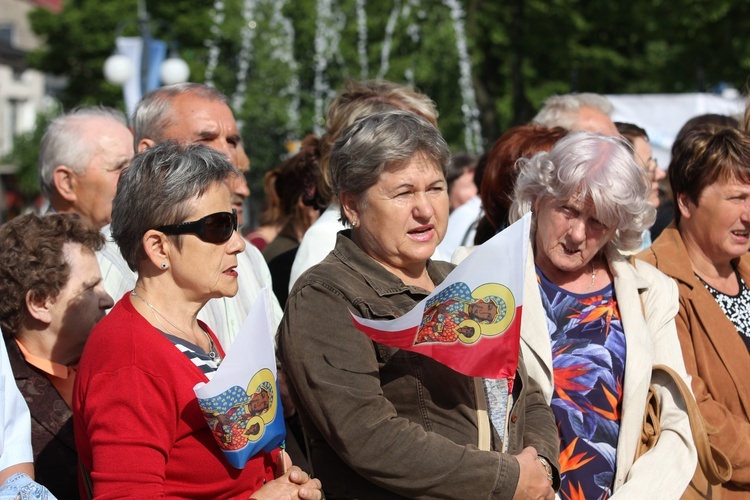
[
  {"left": 22, "top": 0, "right": 750, "bottom": 186},
  {"left": 469, "top": 0, "right": 750, "bottom": 138},
  {"left": 27, "top": 0, "right": 214, "bottom": 110},
  {"left": 25, "top": 0, "right": 471, "bottom": 176}
]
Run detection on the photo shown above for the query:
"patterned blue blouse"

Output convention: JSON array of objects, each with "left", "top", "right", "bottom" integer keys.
[{"left": 537, "top": 267, "right": 627, "bottom": 500}]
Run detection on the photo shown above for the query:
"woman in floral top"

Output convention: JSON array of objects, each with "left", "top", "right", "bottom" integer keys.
[{"left": 509, "top": 132, "right": 697, "bottom": 498}]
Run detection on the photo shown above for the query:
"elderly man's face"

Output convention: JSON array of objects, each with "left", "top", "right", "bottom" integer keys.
[
  {"left": 158, "top": 94, "right": 250, "bottom": 225},
  {"left": 70, "top": 118, "right": 133, "bottom": 229}
]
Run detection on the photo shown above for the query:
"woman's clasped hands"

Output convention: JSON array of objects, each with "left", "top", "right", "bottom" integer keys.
[{"left": 249, "top": 451, "right": 322, "bottom": 500}]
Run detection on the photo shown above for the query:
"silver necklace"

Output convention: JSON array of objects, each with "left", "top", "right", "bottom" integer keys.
[
  {"left": 583, "top": 260, "right": 597, "bottom": 293},
  {"left": 131, "top": 289, "right": 218, "bottom": 361}
]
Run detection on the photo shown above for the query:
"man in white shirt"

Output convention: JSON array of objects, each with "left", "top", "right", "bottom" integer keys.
[{"left": 97, "top": 83, "right": 282, "bottom": 350}]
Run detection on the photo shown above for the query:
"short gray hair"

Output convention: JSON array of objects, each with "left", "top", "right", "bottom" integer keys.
[
  {"left": 329, "top": 110, "right": 451, "bottom": 225},
  {"left": 531, "top": 93, "right": 614, "bottom": 130},
  {"left": 111, "top": 141, "right": 238, "bottom": 271},
  {"left": 38, "top": 106, "right": 128, "bottom": 198},
  {"left": 132, "top": 83, "right": 229, "bottom": 146},
  {"left": 510, "top": 132, "right": 654, "bottom": 252},
  {"left": 316, "top": 79, "right": 439, "bottom": 208}
]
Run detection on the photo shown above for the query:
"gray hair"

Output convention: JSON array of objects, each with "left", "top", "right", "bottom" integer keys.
[
  {"left": 329, "top": 110, "right": 451, "bottom": 225},
  {"left": 531, "top": 93, "right": 614, "bottom": 130},
  {"left": 38, "top": 106, "right": 128, "bottom": 198},
  {"left": 111, "top": 141, "right": 238, "bottom": 271},
  {"left": 132, "top": 83, "right": 229, "bottom": 147},
  {"left": 509, "top": 132, "right": 654, "bottom": 252}
]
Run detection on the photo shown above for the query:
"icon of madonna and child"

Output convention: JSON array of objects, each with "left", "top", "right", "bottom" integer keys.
[
  {"left": 197, "top": 368, "right": 285, "bottom": 468},
  {"left": 415, "top": 282, "right": 516, "bottom": 345}
]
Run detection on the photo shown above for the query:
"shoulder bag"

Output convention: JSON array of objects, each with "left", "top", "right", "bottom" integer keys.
[{"left": 635, "top": 364, "right": 732, "bottom": 499}]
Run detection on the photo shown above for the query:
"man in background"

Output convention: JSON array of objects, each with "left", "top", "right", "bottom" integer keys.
[
  {"left": 531, "top": 93, "right": 618, "bottom": 136},
  {"left": 97, "top": 82, "right": 281, "bottom": 350},
  {"left": 131, "top": 83, "right": 251, "bottom": 226},
  {"left": 38, "top": 107, "right": 133, "bottom": 230}
]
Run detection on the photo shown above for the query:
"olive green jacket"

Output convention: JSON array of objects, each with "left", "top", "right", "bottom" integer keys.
[{"left": 278, "top": 230, "right": 559, "bottom": 499}]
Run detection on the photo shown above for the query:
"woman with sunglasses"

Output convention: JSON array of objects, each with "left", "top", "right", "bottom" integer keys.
[{"left": 73, "top": 142, "right": 321, "bottom": 499}]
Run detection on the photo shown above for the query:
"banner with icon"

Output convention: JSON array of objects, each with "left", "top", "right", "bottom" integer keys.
[
  {"left": 194, "top": 287, "right": 285, "bottom": 469},
  {"left": 351, "top": 213, "right": 531, "bottom": 381}
]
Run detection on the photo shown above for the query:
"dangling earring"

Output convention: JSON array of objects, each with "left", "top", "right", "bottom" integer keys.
[{"left": 161, "top": 263, "right": 168, "bottom": 269}]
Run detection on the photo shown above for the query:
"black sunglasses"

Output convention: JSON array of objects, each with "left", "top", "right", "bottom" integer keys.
[{"left": 156, "top": 209, "right": 238, "bottom": 244}]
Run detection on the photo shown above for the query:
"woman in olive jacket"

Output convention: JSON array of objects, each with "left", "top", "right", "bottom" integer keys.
[{"left": 279, "top": 110, "right": 560, "bottom": 499}]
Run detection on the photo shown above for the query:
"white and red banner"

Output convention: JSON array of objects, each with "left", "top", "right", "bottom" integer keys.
[
  {"left": 194, "top": 287, "right": 285, "bottom": 469},
  {"left": 352, "top": 212, "right": 531, "bottom": 381}
]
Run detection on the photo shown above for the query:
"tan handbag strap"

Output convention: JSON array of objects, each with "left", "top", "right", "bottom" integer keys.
[
  {"left": 652, "top": 364, "right": 732, "bottom": 484},
  {"left": 629, "top": 258, "right": 732, "bottom": 485},
  {"left": 473, "top": 377, "right": 491, "bottom": 451}
]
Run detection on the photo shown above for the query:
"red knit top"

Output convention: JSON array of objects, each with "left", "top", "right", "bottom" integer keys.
[{"left": 74, "top": 295, "right": 278, "bottom": 499}]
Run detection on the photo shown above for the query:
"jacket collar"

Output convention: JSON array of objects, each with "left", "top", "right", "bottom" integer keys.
[
  {"left": 523, "top": 241, "right": 656, "bottom": 426},
  {"left": 648, "top": 224, "right": 698, "bottom": 288},
  {"left": 607, "top": 245, "right": 658, "bottom": 474},
  {"left": 331, "top": 230, "right": 451, "bottom": 298},
  {"left": 649, "top": 223, "right": 750, "bottom": 289}
]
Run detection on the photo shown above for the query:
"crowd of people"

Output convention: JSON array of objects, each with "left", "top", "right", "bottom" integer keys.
[{"left": 0, "top": 76, "right": 748, "bottom": 500}]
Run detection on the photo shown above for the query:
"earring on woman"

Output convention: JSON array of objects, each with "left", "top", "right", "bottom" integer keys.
[{"left": 161, "top": 263, "right": 168, "bottom": 269}]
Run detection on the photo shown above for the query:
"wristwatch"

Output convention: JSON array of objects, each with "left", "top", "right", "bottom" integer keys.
[{"left": 538, "top": 456, "right": 554, "bottom": 486}]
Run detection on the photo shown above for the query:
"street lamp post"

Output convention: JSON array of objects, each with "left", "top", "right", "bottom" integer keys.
[
  {"left": 103, "top": 0, "right": 189, "bottom": 98},
  {"left": 136, "top": 0, "right": 152, "bottom": 97}
]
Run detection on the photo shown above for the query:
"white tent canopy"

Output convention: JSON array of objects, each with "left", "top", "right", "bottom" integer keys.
[{"left": 606, "top": 92, "right": 747, "bottom": 168}]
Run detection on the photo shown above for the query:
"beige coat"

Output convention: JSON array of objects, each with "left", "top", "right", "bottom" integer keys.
[
  {"left": 639, "top": 224, "right": 750, "bottom": 497},
  {"left": 454, "top": 239, "right": 697, "bottom": 497}
]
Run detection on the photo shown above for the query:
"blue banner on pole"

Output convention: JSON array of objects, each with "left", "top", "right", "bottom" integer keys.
[{"left": 146, "top": 39, "right": 167, "bottom": 93}]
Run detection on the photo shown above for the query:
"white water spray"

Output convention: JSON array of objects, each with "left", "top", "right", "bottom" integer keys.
[
  {"left": 231, "top": 0, "right": 259, "bottom": 119},
  {"left": 443, "top": 0, "right": 483, "bottom": 154},
  {"left": 204, "top": 0, "right": 225, "bottom": 86}
]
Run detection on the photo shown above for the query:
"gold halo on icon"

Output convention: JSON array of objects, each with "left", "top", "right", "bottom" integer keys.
[
  {"left": 243, "top": 416, "right": 265, "bottom": 442},
  {"left": 457, "top": 319, "right": 482, "bottom": 344},
  {"left": 468, "top": 283, "right": 516, "bottom": 337},
  {"left": 246, "top": 368, "right": 278, "bottom": 424}
]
